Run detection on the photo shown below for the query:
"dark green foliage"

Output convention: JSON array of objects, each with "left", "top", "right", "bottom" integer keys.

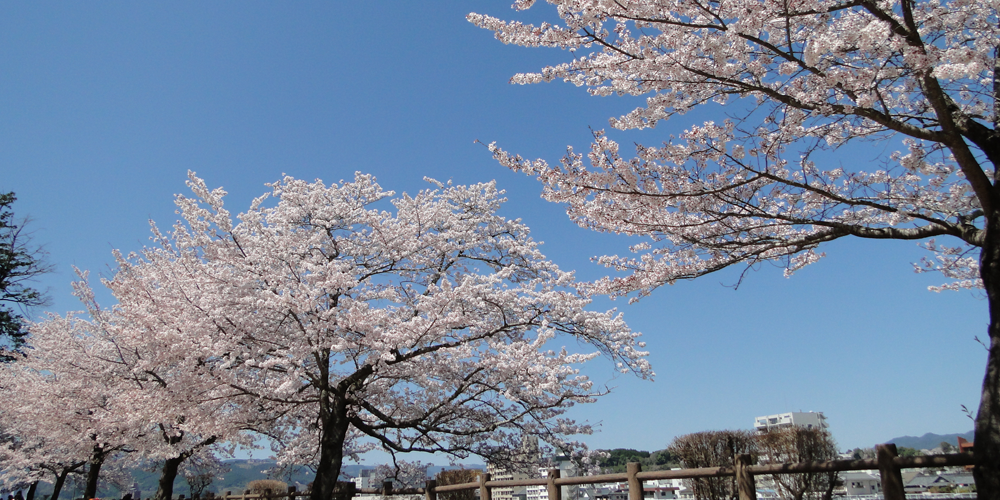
[
  {"left": 598, "top": 449, "right": 649, "bottom": 468},
  {"left": 652, "top": 449, "right": 677, "bottom": 466},
  {"left": 896, "top": 447, "right": 922, "bottom": 457},
  {"left": 0, "top": 192, "right": 50, "bottom": 355},
  {"left": 595, "top": 448, "right": 678, "bottom": 472}
]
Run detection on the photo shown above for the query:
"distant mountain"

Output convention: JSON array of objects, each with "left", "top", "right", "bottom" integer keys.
[{"left": 886, "top": 431, "right": 975, "bottom": 450}]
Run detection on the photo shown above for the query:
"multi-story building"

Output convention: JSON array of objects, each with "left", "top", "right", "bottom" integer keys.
[
  {"left": 488, "top": 462, "right": 531, "bottom": 500},
  {"left": 489, "top": 436, "right": 543, "bottom": 500},
  {"left": 353, "top": 469, "right": 377, "bottom": 490},
  {"left": 753, "top": 412, "right": 828, "bottom": 432}
]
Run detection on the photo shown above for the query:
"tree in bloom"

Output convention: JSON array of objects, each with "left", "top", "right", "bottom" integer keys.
[
  {"left": 469, "top": 0, "right": 1000, "bottom": 495},
  {"left": 105, "top": 172, "right": 651, "bottom": 500},
  {"left": 63, "top": 277, "right": 252, "bottom": 500},
  {"left": 0, "top": 313, "right": 136, "bottom": 500},
  {"left": 0, "top": 278, "right": 251, "bottom": 500}
]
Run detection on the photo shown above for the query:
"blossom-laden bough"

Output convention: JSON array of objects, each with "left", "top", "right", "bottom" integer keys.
[{"left": 470, "top": 0, "right": 1000, "bottom": 496}]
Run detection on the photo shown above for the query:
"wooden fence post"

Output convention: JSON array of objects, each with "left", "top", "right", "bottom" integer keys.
[
  {"left": 424, "top": 479, "right": 437, "bottom": 500},
  {"left": 876, "top": 444, "right": 905, "bottom": 500},
  {"left": 383, "top": 480, "right": 394, "bottom": 497},
  {"left": 287, "top": 486, "right": 296, "bottom": 500},
  {"left": 340, "top": 481, "right": 357, "bottom": 500},
  {"left": 735, "top": 454, "right": 756, "bottom": 500},
  {"left": 546, "top": 469, "right": 561, "bottom": 500},
  {"left": 627, "top": 463, "right": 642, "bottom": 500},
  {"left": 480, "top": 472, "right": 492, "bottom": 500}
]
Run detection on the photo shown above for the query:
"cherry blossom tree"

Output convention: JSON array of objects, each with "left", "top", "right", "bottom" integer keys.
[
  {"left": 0, "top": 424, "right": 87, "bottom": 500},
  {"left": 104, "top": 172, "right": 651, "bottom": 500},
  {"left": 0, "top": 279, "right": 251, "bottom": 500},
  {"left": 62, "top": 277, "right": 252, "bottom": 500},
  {"left": 469, "top": 0, "right": 1000, "bottom": 496},
  {"left": 0, "top": 310, "right": 146, "bottom": 500}
]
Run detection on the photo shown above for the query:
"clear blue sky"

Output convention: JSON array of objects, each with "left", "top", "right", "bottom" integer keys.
[{"left": 1, "top": 1, "right": 983, "bottom": 459}]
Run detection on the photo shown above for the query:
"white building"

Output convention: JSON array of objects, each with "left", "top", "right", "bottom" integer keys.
[
  {"left": 840, "top": 472, "right": 881, "bottom": 495},
  {"left": 753, "top": 412, "right": 828, "bottom": 432}
]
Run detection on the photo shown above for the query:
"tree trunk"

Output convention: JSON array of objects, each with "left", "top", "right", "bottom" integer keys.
[
  {"left": 153, "top": 455, "right": 185, "bottom": 500},
  {"left": 50, "top": 467, "right": 73, "bottom": 500},
  {"left": 84, "top": 444, "right": 108, "bottom": 500},
  {"left": 152, "top": 436, "right": 219, "bottom": 500},
  {"left": 975, "top": 205, "right": 1000, "bottom": 500},
  {"left": 25, "top": 481, "right": 38, "bottom": 500},
  {"left": 309, "top": 391, "right": 351, "bottom": 500}
]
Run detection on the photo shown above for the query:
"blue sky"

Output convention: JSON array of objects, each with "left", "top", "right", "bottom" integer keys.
[{"left": 1, "top": 1, "right": 983, "bottom": 460}]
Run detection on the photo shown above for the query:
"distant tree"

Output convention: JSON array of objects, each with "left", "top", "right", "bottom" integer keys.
[
  {"left": 435, "top": 469, "right": 482, "bottom": 500},
  {"left": 597, "top": 449, "right": 651, "bottom": 468},
  {"left": 668, "top": 431, "right": 758, "bottom": 500},
  {"left": 0, "top": 192, "right": 51, "bottom": 354},
  {"left": 940, "top": 441, "right": 955, "bottom": 453},
  {"left": 757, "top": 427, "right": 839, "bottom": 500},
  {"left": 650, "top": 449, "right": 677, "bottom": 467},
  {"left": 897, "top": 447, "right": 923, "bottom": 457},
  {"left": 851, "top": 448, "right": 876, "bottom": 460},
  {"left": 593, "top": 448, "right": 676, "bottom": 472}
]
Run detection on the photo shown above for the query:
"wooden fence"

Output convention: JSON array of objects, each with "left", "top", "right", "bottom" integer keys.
[{"left": 220, "top": 445, "right": 976, "bottom": 500}]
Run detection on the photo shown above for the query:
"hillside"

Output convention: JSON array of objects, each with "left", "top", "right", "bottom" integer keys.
[{"left": 886, "top": 431, "right": 975, "bottom": 450}]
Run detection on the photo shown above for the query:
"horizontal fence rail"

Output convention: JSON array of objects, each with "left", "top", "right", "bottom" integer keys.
[
  {"left": 424, "top": 446, "right": 974, "bottom": 500},
  {"left": 221, "top": 446, "right": 976, "bottom": 500}
]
